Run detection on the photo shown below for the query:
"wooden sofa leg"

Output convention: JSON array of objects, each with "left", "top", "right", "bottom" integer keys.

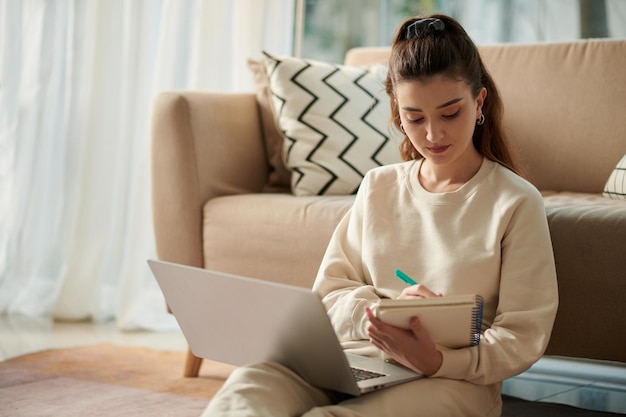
[{"left": 184, "top": 346, "right": 203, "bottom": 377}]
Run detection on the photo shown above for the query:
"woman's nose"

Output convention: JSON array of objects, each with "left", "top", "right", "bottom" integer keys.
[{"left": 425, "top": 121, "right": 443, "bottom": 142}]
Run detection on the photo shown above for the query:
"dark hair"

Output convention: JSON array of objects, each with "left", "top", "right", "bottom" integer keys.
[{"left": 386, "top": 14, "right": 522, "bottom": 176}]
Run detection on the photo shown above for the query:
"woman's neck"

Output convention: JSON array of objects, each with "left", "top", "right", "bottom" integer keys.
[{"left": 418, "top": 152, "right": 483, "bottom": 193}]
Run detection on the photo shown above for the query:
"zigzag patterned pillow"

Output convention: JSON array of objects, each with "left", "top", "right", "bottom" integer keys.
[
  {"left": 261, "top": 51, "right": 403, "bottom": 196},
  {"left": 603, "top": 153, "right": 626, "bottom": 200}
]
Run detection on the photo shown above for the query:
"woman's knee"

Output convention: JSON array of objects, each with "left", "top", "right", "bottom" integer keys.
[{"left": 208, "top": 362, "right": 334, "bottom": 417}]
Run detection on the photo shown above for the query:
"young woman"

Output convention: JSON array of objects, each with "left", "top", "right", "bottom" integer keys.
[{"left": 203, "top": 14, "right": 558, "bottom": 417}]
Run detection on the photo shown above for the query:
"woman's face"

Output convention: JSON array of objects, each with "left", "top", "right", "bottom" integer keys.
[{"left": 396, "top": 76, "right": 486, "bottom": 171}]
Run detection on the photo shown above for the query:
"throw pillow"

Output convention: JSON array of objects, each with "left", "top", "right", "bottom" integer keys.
[
  {"left": 247, "top": 59, "right": 292, "bottom": 190},
  {"left": 603, "top": 153, "right": 626, "bottom": 200},
  {"left": 261, "top": 51, "right": 403, "bottom": 196}
]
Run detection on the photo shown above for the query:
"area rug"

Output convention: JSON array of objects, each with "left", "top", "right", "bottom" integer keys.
[
  {"left": 0, "top": 343, "right": 234, "bottom": 417},
  {"left": 2, "top": 344, "right": 620, "bottom": 417}
]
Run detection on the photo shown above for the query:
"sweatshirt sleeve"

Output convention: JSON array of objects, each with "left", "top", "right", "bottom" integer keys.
[
  {"left": 312, "top": 178, "right": 382, "bottom": 342},
  {"left": 432, "top": 190, "right": 559, "bottom": 384}
]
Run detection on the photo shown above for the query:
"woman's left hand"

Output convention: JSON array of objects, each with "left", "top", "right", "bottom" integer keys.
[{"left": 365, "top": 306, "right": 443, "bottom": 376}]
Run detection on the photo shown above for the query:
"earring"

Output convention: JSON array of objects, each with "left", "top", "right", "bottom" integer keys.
[{"left": 477, "top": 114, "right": 485, "bottom": 125}]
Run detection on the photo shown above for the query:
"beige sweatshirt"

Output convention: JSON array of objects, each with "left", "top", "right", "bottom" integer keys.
[{"left": 312, "top": 158, "right": 558, "bottom": 386}]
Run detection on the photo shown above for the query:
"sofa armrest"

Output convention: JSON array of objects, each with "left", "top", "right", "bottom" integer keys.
[{"left": 150, "top": 91, "right": 268, "bottom": 267}]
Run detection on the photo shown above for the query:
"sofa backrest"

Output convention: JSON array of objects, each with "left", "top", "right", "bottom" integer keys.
[{"left": 345, "top": 40, "right": 626, "bottom": 194}]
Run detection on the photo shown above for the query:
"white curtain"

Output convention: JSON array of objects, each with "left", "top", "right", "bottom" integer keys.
[{"left": 0, "top": 0, "right": 294, "bottom": 331}]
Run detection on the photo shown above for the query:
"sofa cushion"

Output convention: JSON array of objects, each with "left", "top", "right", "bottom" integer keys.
[
  {"left": 261, "top": 51, "right": 403, "bottom": 196},
  {"left": 204, "top": 191, "right": 626, "bottom": 363},
  {"left": 479, "top": 41, "right": 626, "bottom": 193},
  {"left": 542, "top": 192, "right": 626, "bottom": 362},
  {"left": 202, "top": 193, "right": 354, "bottom": 287},
  {"left": 603, "top": 153, "right": 626, "bottom": 200}
]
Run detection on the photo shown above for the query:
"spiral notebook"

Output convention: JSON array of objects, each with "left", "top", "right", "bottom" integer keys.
[{"left": 374, "top": 294, "right": 484, "bottom": 348}]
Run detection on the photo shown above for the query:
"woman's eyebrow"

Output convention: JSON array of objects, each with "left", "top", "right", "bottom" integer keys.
[
  {"left": 401, "top": 97, "right": 464, "bottom": 112},
  {"left": 437, "top": 97, "right": 464, "bottom": 109}
]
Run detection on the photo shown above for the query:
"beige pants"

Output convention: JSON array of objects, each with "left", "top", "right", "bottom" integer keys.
[{"left": 202, "top": 362, "right": 502, "bottom": 417}]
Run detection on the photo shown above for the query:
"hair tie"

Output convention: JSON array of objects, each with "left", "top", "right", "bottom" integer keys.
[{"left": 405, "top": 18, "right": 445, "bottom": 39}]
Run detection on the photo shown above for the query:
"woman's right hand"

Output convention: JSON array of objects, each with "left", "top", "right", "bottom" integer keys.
[{"left": 398, "top": 284, "right": 443, "bottom": 300}]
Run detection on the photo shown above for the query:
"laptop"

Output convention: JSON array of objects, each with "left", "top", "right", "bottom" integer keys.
[{"left": 148, "top": 259, "right": 422, "bottom": 396}]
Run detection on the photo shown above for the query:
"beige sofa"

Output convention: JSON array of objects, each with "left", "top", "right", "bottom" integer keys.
[{"left": 151, "top": 39, "right": 626, "bottom": 411}]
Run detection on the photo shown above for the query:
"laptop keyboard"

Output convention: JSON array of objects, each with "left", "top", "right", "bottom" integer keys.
[{"left": 351, "top": 367, "right": 386, "bottom": 381}]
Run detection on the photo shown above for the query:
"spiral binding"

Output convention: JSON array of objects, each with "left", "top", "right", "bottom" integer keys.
[{"left": 470, "top": 295, "right": 484, "bottom": 346}]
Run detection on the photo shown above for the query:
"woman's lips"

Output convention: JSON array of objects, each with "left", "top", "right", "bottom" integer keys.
[{"left": 427, "top": 145, "right": 450, "bottom": 154}]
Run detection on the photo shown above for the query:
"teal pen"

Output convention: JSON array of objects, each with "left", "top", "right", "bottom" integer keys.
[{"left": 394, "top": 269, "right": 418, "bottom": 286}]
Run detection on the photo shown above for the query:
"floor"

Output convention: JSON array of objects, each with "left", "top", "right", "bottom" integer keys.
[
  {"left": 501, "top": 356, "right": 626, "bottom": 414},
  {"left": 0, "top": 314, "right": 188, "bottom": 362},
  {"left": 1, "top": 314, "right": 625, "bottom": 414}
]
